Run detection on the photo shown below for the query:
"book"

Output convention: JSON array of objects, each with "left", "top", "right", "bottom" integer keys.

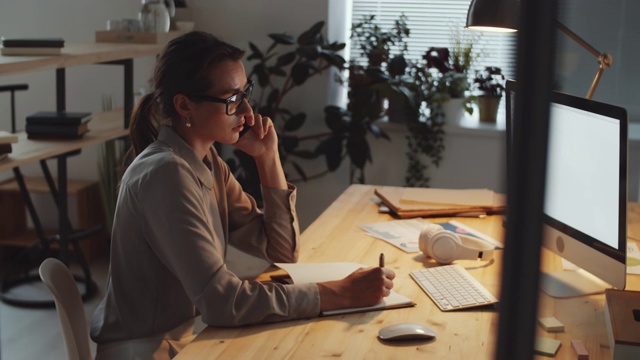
[
  {"left": 604, "top": 289, "right": 640, "bottom": 359},
  {"left": 0, "top": 130, "right": 19, "bottom": 144},
  {"left": 274, "top": 262, "right": 415, "bottom": 316},
  {"left": 1, "top": 37, "right": 65, "bottom": 48},
  {"left": 0, "top": 143, "right": 12, "bottom": 154},
  {"left": 374, "top": 186, "right": 506, "bottom": 219},
  {"left": 1, "top": 47, "right": 62, "bottom": 56},
  {"left": 26, "top": 122, "right": 90, "bottom": 140},
  {"left": 26, "top": 111, "right": 92, "bottom": 125}
]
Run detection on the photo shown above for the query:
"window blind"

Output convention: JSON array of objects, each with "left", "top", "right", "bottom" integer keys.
[{"left": 350, "top": 0, "right": 517, "bottom": 80}]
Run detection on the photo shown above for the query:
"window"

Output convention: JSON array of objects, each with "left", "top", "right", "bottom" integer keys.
[{"left": 350, "top": 0, "right": 517, "bottom": 80}]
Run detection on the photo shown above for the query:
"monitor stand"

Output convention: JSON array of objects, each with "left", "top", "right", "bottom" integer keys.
[{"left": 540, "top": 269, "right": 611, "bottom": 298}]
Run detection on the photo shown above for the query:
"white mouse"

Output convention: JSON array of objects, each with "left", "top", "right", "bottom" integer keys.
[{"left": 378, "top": 323, "right": 437, "bottom": 341}]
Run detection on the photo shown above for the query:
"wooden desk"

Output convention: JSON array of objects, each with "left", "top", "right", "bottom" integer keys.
[{"left": 175, "top": 184, "right": 639, "bottom": 359}]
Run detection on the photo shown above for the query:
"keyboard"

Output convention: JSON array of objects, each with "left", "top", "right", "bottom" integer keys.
[{"left": 409, "top": 264, "right": 498, "bottom": 311}]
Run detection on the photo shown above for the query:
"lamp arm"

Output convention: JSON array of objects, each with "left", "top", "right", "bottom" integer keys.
[{"left": 555, "top": 20, "right": 613, "bottom": 99}]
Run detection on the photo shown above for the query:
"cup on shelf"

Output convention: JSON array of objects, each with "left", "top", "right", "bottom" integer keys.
[
  {"left": 106, "top": 19, "right": 123, "bottom": 31},
  {"left": 121, "top": 19, "right": 143, "bottom": 32}
]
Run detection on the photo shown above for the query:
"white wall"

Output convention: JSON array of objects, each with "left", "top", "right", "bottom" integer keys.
[{"left": 2, "top": 0, "right": 638, "bottom": 233}]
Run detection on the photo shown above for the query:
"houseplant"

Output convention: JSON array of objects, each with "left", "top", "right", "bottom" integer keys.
[
  {"left": 473, "top": 66, "right": 505, "bottom": 123},
  {"left": 225, "top": 21, "right": 388, "bottom": 202}
]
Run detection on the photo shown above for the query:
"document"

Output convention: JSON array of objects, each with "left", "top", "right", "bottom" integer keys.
[
  {"left": 274, "top": 262, "right": 415, "bottom": 316},
  {"left": 374, "top": 186, "right": 506, "bottom": 219}
]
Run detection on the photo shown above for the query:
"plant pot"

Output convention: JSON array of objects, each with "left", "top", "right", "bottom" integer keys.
[
  {"left": 441, "top": 97, "right": 466, "bottom": 125},
  {"left": 477, "top": 96, "right": 501, "bottom": 123}
]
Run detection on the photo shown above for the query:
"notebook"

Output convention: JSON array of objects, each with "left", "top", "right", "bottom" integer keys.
[{"left": 274, "top": 262, "right": 415, "bottom": 316}]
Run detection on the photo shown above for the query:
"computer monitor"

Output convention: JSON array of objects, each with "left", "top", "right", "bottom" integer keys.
[{"left": 505, "top": 79, "right": 627, "bottom": 298}]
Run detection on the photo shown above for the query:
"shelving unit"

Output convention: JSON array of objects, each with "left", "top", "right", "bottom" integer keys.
[{"left": 0, "top": 41, "right": 162, "bottom": 307}]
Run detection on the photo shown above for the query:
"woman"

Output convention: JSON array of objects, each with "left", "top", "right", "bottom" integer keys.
[{"left": 90, "top": 31, "right": 395, "bottom": 359}]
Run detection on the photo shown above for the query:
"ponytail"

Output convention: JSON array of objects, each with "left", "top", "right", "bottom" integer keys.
[{"left": 123, "top": 93, "right": 157, "bottom": 169}]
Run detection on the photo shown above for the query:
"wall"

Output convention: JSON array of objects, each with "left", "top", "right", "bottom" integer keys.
[{"left": 1, "top": 0, "right": 638, "bottom": 233}]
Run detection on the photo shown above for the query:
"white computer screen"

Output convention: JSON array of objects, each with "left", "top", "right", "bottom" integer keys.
[{"left": 544, "top": 103, "right": 620, "bottom": 248}]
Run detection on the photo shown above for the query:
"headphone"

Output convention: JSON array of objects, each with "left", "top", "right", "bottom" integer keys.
[{"left": 419, "top": 223, "right": 495, "bottom": 264}]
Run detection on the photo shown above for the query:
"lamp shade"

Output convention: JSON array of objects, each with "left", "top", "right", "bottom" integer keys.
[{"left": 466, "top": 0, "right": 519, "bottom": 32}]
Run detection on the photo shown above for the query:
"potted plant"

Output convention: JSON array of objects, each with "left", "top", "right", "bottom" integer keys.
[
  {"left": 223, "top": 21, "right": 391, "bottom": 202},
  {"left": 421, "top": 27, "right": 479, "bottom": 124},
  {"left": 473, "top": 66, "right": 505, "bottom": 123},
  {"left": 348, "top": 14, "right": 446, "bottom": 187}
]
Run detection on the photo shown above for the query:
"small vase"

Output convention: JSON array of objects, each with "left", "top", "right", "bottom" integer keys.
[
  {"left": 441, "top": 97, "right": 466, "bottom": 125},
  {"left": 478, "top": 96, "right": 501, "bottom": 123}
]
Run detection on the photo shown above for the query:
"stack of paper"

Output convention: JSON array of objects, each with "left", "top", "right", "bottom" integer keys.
[{"left": 374, "top": 186, "right": 506, "bottom": 219}]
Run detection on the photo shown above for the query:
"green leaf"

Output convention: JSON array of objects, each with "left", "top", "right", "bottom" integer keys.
[
  {"left": 316, "top": 136, "right": 343, "bottom": 171},
  {"left": 247, "top": 42, "right": 263, "bottom": 60},
  {"left": 319, "top": 51, "right": 346, "bottom": 70},
  {"left": 291, "top": 62, "right": 311, "bottom": 85},
  {"left": 267, "top": 89, "right": 280, "bottom": 105},
  {"left": 324, "top": 106, "right": 347, "bottom": 134},
  {"left": 298, "top": 21, "right": 325, "bottom": 45},
  {"left": 254, "top": 63, "right": 270, "bottom": 87},
  {"left": 267, "top": 66, "right": 287, "bottom": 77},
  {"left": 276, "top": 51, "right": 297, "bottom": 67},
  {"left": 296, "top": 45, "right": 321, "bottom": 60},
  {"left": 281, "top": 135, "right": 299, "bottom": 152},
  {"left": 284, "top": 113, "right": 306, "bottom": 131},
  {"left": 269, "top": 33, "right": 296, "bottom": 45},
  {"left": 347, "top": 135, "right": 371, "bottom": 169}
]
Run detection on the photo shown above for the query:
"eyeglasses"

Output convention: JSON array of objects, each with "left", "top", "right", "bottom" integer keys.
[{"left": 187, "top": 80, "right": 254, "bottom": 116}]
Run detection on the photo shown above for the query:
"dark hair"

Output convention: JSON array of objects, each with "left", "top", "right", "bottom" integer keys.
[{"left": 125, "top": 31, "right": 245, "bottom": 162}]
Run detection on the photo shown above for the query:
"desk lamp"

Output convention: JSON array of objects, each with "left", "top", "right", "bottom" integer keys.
[{"left": 465, "top": 0, "right": 612, "bottom": 99}]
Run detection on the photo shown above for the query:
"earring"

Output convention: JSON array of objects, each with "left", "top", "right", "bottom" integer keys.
[{"left": 185, "top": 116, "right": 191, "bottom": 128}]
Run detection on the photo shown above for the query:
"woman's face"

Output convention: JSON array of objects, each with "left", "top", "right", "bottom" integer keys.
[{"left": 188, "top": 59, "right": 252, "bottom": 144}]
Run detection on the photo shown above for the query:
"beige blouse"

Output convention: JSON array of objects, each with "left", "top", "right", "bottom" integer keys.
[{"left": 91, "top": 126, "right": 320, "bottom": 346}]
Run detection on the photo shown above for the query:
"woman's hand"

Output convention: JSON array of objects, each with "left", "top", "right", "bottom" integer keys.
[
  {"left": 317, "top": 267, "right": 396, "bottom": 311},
  {"left": 234, "top": 113, "right": 278, "bottom": 160}
]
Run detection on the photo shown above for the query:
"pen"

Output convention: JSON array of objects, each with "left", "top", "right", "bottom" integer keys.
[{"left": 379, "top": 253, "right": 385, "bottom": 268}]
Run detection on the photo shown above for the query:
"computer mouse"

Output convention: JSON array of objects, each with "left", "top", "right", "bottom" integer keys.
[{"left": 377, "top": 323, "right": 436, "bottom": 341}]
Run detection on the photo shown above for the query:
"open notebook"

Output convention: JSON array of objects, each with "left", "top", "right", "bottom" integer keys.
[{"left": 274, "top": 262, "right": 415, "bottom": 316}]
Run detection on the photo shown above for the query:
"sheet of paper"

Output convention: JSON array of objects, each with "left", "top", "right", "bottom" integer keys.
[
  {"left": 359, "top": 218, "right": 503, "bottom": 253},
  {"left": 627, "top": 242, "right": 640, "bottom": 275},
  {"left": 359, "top": 218, "right": 426, "bottom": 253},
  {"left": 399, "top": 188, "right": 496, "bottom": 207}
]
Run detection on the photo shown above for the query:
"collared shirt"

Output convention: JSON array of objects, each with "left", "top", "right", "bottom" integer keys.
[{"left": 91, "top": 126, "right": 320, "bottom": 345}]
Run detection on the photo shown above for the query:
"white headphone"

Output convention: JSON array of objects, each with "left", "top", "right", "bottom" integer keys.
[{"left": 419, "top": 223, "right": 495, "bottom": 264}]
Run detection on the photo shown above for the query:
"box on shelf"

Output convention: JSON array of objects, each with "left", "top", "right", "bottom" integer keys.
[
  {"left": 0, "top": 177, "right": 108, "bottom": 262},
  {"left": 95, "top": 30, "right": 186, "bottom": 44}
]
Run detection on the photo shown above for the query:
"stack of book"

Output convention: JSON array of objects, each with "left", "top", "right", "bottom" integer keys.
[
  {"left": 0, "top": 37, "right": 65, "bottom": 56},
  {"left": 25, "top": 111, "right": 92, "bottom": 140},
  {"left": 0, "top": 130, "right": 18, "bottom": 160}
]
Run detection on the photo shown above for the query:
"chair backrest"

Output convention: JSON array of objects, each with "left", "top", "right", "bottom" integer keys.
[{"left": 39, "top": 258, "right": 93, "bottom": 360}]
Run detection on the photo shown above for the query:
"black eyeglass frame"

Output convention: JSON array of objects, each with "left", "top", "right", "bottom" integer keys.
[{"left": 186, "top": 80, "right": 254, "bottom": 116}]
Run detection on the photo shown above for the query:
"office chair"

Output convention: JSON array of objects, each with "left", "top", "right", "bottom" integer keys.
[{"left": 38, "top": 258, "right": 94, "bottom": 360}]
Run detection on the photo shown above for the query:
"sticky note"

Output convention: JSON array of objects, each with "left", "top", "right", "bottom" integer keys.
[
  {"left": 538, "top": 316, "right": 565, "bottom": 332},
  {"left": 534, "top": 336, "right": 562, "bottom": 357},
  {"left": 571, "top": 339, "right": 589, "bottom": 360}
]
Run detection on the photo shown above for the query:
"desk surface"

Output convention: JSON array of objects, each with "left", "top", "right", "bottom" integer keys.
[{"left": 175, "top": 184, "right": 640, "bottom": 360}]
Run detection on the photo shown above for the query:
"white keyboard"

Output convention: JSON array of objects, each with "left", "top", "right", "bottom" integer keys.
[{"left": 410, "top": 264, "right": 498, "bottom": 311}]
